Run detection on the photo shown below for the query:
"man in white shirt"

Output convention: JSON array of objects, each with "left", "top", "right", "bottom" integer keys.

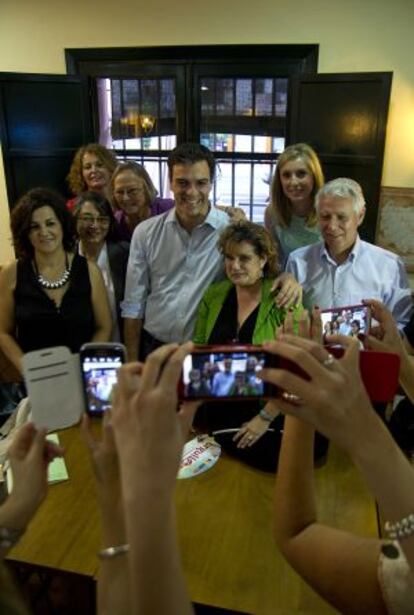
[
  {"left": 122, "top": 143, "right": 302, "bottom": 360},
  {"left": 285, "top": 178, "right": 412, "bottom": 328}
]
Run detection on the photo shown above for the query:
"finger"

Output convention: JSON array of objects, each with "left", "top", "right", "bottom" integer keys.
[
  {"left": 28, "top": 428, "right": 48, "bottom": 464},
  {"left": 297, "top": 309, "right": 310, "bottom": 339},
  {"left": 260, "top": 341, "right": 338, "bottom": 398},
  {"left": 44, "top": 441, "right": 65, "bottom": 463},
  {"left": 363, "top": 334, "right": 389, "bottom": 352},
  {"left": 8, "top": 422, "right": 36, "bottom": 459},
  {"left": 282, "top": 310, "right": 296, "bottom": 335},
  {"left": 80, "top": 413, "right": 98, "bottom": 454},
  {"left": 275, "top": 285, "right": 294, "bottom": 308},
  {"left": 158, "top": 342, "right": 194, "bottom": 391},
  {"left": 139, "top": 344, "right": 180, "bottom": 391},
  {"left": 232, "top": 428, "right": 245, "bottom": 442},
  {"left": 115, "top": 362, "right": 144, "bottom": 400},
  {"left": 311, "top": 307, "right": 323, "bottom": 343}
]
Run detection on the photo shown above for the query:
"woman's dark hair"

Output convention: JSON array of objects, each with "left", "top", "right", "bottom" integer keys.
[
  {"left": 217, "top": 220, "right": 279, "bottom": 278},
  {"left": 11, "top": 188, "right": 76, "bottom": 259},
  {"left": 73, "top": 191, "right": 118, "bottom": 242}
]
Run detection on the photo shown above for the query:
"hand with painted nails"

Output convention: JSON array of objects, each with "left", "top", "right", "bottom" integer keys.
[
  {"left": 261, "top": 334, "right": 378, "bottom": 454},
  {"left": 362, "top": 299, "right": 414, "bottom": 402}
]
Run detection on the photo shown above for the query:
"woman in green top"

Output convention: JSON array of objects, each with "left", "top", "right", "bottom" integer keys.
[
  {"left": 265, "top": 143, "right": 324, "bottom": 268},
  {"left": 193, "top": 221, "right": 302, "bottom": 471}
]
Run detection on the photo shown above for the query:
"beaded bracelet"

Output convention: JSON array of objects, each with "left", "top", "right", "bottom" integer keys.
[
  {"left": 98, "top": 543, "right": 130, "bottom": 559},
  {"left": 384, "top": 513, "right": 414, "bottom": 540}
]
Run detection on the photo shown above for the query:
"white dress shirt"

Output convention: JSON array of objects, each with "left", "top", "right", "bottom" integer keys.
[
  {"left": 285, "top": 236, "right": 413, "bottom": 328},
  {"left": 121, "top": 207, "right": 229, "bottom": 342}
]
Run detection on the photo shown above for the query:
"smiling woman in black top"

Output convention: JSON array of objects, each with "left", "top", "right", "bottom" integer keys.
[{"left": 0, "top": 188, "right": 111, "bottom": 376}]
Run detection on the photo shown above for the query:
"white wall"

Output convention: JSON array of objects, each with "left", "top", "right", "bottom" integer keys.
[{"left": 1, "top": 0, "right": 413, "bottom": 262}]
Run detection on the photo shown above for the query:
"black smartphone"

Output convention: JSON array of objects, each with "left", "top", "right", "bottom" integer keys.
[
  {"left": 178, "top": 344, "right": 281, "bottom": 401},
  {"left": 80, "top": 342, "right": 126, "bottom": 415},
  {"left": 320, "top": 304, "right": 371, "bottom": 339}
]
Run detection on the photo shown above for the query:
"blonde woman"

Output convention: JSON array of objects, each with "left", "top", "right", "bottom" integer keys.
[{"left": 265, "top": 143, "right": 324, "bottom": 267}]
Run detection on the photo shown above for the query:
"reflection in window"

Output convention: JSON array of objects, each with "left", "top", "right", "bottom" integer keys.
[{"left": 97, "top": 77, "right": 176, "bottom": 151}]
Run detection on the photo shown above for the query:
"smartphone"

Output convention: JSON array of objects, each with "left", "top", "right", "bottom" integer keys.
[
  {"left": 80, "top": 343, "right": 126, "bottom": 416},
  {"left": 321, "top": 304, "right": 371, "bottom": 339},
  {"left": 179, "top": 344, "right": 288, "bottom": 401}
]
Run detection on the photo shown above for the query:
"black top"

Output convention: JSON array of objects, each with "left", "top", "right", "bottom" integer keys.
[
  {"left": 208, "top": 286, "right": 260, "bottom": 344},
  {"left": 15, "top": 253, "right": 95, "bottom": 354},
  {"left": 404, "top": 312, "right": 414, "bottom": 348}
]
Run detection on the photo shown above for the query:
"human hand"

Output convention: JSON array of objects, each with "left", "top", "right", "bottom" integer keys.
[
  {"left": 362, "top": 299, "right": 406, "bottom": 356},
  {"left": 260, "top": 334, "right": 378, "bottom": 454},
  {"left": 278, "top": 306, "right": 322, "bottom": 342},
  {"left": 111, "top": 343, "right": 201, "bottom": 492},
  {"left": 233, "top": 414, "right": 270, "bottom": 448},
  {"left": 81, "top": 412, "right": 121, "bottom": 494},
  {"left": 5, "top": 422, "right": 64, "bottom": 530},
  {"left": 271, "top": 272, "right": 302, "bottom": 308},
  {"left": 215, "top": 205, "right": 246, "bottom": 221}
]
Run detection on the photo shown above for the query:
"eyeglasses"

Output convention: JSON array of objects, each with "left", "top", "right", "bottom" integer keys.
[
  {"left": 78, "top": 215, "right": 110, "bottom": 226},
  {"left": 113, "top": 187, "right": 145, "bottom": 199}
]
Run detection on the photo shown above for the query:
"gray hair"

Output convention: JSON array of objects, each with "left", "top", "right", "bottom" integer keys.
[{"left": 315, "top": 178, "right": 366, "bottom": 215}]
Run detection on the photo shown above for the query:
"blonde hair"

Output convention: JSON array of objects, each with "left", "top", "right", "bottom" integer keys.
[
  {"left": 67, "top": 143, "right": 118, "bottom": 196},
  {"left": 270, "top": 143, "right": 324, "bottom": 228}
]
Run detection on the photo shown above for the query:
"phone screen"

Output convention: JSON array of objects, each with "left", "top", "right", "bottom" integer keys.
[
  {"left": 80, "top": 346, "right": 125, "bottom": 415},
  {"left": 321, "top": 304, "right": 371, "bottom": 338},
  {"left": 181, "top": 349, "right": 268, "bottom": 400}
]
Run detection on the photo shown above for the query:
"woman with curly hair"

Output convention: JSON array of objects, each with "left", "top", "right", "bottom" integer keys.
[
  {"left": 265, "top": 143, "right": 324, "bottom": 267},
  {"left": 193, "top": 221, "right": 302, "bottom": 471},
  {"left": 0, "top": 188, "right": 111, "bottom": 375},
  {"left": 66, "top": 143, "right": 118, "bottom": 210}
]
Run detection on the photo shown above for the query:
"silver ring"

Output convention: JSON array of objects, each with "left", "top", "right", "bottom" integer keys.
[
  {"left": 322, "top": 353, "right": 335, "bottom": 368},
  {"left": 281, "top": 391, "right": 301, "bottom": 404}
]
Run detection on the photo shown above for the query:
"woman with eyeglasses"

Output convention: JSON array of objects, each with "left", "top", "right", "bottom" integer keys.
[
  {"left": 0, "top": 188, "right": 111, "bottom": 376},
  {"left": 74, "top": 192, "right": 130, "bottom": 342},
  {"left": 111, "top": 161, "right": 174, "bottom": 241}
]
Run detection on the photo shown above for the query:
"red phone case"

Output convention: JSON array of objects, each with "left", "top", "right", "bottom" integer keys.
[{"left": 328, "top": 346, "right": 400, "bottom": 403}]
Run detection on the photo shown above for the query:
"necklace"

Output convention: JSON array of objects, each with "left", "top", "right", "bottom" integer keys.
[{"left": 34, "top": 253, "right": 71, "bottom": 290}]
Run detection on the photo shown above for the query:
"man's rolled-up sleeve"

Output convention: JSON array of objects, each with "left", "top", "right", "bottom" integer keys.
[{"left": 121, "top": 230, "right": 149, "bottom": 319}]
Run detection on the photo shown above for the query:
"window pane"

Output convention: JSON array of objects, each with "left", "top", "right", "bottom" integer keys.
[
  {"left": 200, "top": 76, "right": 287, "bottom": 154},
  {"left": 97, "top": 77, "right": 176, "bottom": 151}
]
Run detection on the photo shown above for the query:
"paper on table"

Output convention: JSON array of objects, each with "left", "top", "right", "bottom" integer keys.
[
  {"left": 46, "top": 434, "right": 69, "bottom": 484},
  {"left": 6, "top": 433, "right": 68, "bottom": 492}
]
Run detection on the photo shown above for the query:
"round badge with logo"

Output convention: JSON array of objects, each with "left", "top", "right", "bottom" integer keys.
[{"left": 177, "top": 436, "right": 221, "bottom": 479}]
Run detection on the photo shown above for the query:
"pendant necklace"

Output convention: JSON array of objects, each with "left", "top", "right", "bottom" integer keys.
[{"left": 34, "top": 253, "right": 71, "bottom": 290}]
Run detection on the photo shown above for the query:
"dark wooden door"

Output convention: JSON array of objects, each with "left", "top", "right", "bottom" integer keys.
[
  {"left": 0, "top": 72, "right": 93, "bottom": 208},
  {"left": 288, "top": 72, "right": 392, "bottom": 242}
]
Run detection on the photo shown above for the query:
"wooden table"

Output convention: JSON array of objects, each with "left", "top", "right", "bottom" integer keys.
[{"left": 8, "top": 425, "right": 379, "bottom": 614}]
